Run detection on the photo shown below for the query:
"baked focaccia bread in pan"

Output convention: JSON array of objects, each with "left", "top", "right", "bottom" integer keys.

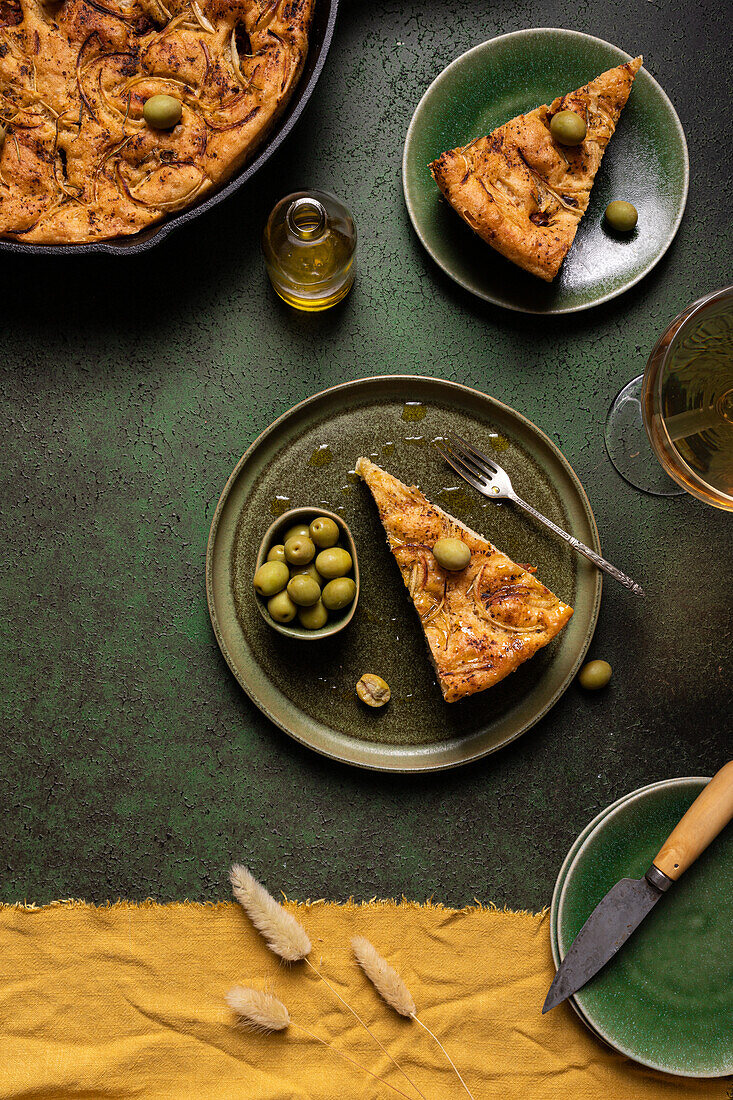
[
  {"left": 0, "top": 0, "right": 313, "bottom": 243},
  {"left": 430, "top": 57, "right": 642, "bottom": 281},
  {"left": 356, "top": 457, "right": 573, "bottom": 703}
]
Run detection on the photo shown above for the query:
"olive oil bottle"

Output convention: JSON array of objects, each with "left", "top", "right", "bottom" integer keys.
[{"left": 262, "top": 190, "right": 356, "bottom": 311}]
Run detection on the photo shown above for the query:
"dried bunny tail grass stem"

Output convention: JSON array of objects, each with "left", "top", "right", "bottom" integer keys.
[
  {"left": 289, "top": 1022, "right": 415, "bottom": 1100},
  {"left": 303, "top": 957, "right": 427, "bottom": 1100},
  {"left": 352, "top": 936, "right": 476, "bottom": 1100},
  {"left": 410, "top": 1014, "right": 476, "bottom": 1100},
  {"left": 229, "top": 865, "right": 311, "bottom": 962},
  {"left": 226, "top": 986, "right": 290, "bottom": 1033},
  {"left": 226, "top": 987, "right": 414, "bottom": 1100}
]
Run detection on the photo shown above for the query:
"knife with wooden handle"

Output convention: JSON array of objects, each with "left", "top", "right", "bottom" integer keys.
[{"left": 543, "top": 761, "right": 733, "bottom": 1014}]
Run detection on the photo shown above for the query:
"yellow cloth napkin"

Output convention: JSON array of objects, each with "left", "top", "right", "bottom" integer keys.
[{"left": 0, "top": 900, "right": 724, "bottom": 1098}]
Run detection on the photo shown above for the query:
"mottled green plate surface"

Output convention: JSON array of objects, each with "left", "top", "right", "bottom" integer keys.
[
  {"left": 556, "top": 778, "right": 733, "bottom": 1076},
  {"left": 207, "top": 376, "right": 601, "bottom": 771},
  {"left": 403, "top": 29, "right": 689, "bottom": 314}
]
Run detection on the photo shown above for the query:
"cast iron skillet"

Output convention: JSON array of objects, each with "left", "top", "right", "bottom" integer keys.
[{"left": 0, "top": 0, "right": 339, "bottom": 257}]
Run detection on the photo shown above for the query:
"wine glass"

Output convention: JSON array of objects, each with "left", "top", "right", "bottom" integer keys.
[{"left": 605, "top": 285, "right": 733, "bottom": 510}]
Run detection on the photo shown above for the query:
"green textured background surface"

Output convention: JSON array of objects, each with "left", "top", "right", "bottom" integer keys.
[{"left": 1, "top": 0, "right": 731, "bottom": 908}]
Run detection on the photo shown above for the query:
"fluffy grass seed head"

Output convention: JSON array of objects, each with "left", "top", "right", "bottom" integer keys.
[
  {"left": 226, "top": 986, "right": 291, "bottom": 1033},
  {"left": 352, "top": 936, "right": 416, "bottom": 1017},
  {"left": 229, "top": 864, "right": 312, "bottom": 962}
]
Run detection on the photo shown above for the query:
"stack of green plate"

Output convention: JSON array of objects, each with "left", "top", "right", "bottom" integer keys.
[{"left": 551, "top": 777, "right": 733, "bottom": 1077}]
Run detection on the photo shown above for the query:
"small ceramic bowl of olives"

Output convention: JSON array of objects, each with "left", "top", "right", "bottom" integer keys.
[{"left": 253, "top": 507, "right": 360, "bottom": 641}]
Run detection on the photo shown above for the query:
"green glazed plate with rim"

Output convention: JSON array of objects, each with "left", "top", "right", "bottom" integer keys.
[
  {"left": 206, "top": 375, "right": 602, "bottom": 771},
  {"left": 555, "top": 777, "right": 733, "bottom": 1077},
  {"left": 403, "top": 29, "right": 689, "bottom": 314}
]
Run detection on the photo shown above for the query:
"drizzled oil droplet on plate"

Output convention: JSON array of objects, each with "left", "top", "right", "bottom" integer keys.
[
  {"left": 435, "top": 486, "right": 480, "bottom": 513},
  {"left": 402, "top": 402, "right": 427, "bottom": 422},
  {"left": 489, "top": 433, "right": 509, "bottom": 452},
  {"left": 309, "top": 444, "right": 333, "bottom": 468},
  {"left": 270, "top": 495, "right": 292, "bottom": 516}
]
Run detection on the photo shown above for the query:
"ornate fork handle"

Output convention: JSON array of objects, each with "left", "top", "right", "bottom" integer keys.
[{"left": 512, "top": 495, "right": 644, "bottom": 596}]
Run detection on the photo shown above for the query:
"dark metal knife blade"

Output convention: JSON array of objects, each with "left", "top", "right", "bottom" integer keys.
[
  {"left": 543, "top": 761, "right": 733, "bottom": 1015},
  {"left": 542, "top": 865, "right": 671, "bottom": 1013}
]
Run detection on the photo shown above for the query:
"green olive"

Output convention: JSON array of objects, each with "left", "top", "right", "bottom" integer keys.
[
  {"left": 356, "top": 673, "right": 391, "bottom": 707},
  {"left": 315, "top": 547, "right": 352, "bottom": 579},
  {"left": 143, "top": 94, "right": 182, "bottom": 130},
  {"left": 578, "top": 659, "right": 612, "bottom": 690},
  {"left": 298, "top": 600, "right": 328, "bottom": 629},
  {"left": 550, "top": 110, "right": 587, "bottom": 146},
  {"left": 322, "top": 577, "right": 356, "bottom": 611},
  {"left": 266, "top": 544, "right": 286, "bottom": 564},
  {"left": 283, "top": 523, "right": 311, "bottom": 543},
  {"left": 604, "top": 200, "right": 638, "bottom": 232},
  {"left": 284, "top": 535, "right": 315, "bottom": 566},
  {"left": 309, "top": 516, "right": 340, "bottom": 548},
  {"left": 253, "top": 560, "right": 289, "bottom": 598},
  {"left": 286, "top": 574, "right": 321, "bottom": 607},
  {"left": 433, "top": 538, "right": 471, "bottom": 572},
  {"left": 289, "top": 562, "right": 322, "bottom": 586},
  {"left": 267, "top": 590, "right": 297, "bottom": 623}
]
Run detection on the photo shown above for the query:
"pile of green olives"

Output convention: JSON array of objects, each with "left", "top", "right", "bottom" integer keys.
[{"left": 253, "top": 514, "right": 356, "bottom": 630}]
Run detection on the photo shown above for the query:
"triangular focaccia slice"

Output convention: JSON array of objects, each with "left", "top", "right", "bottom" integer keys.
[
  {"left": 430, "top": 57, "right": 642, "bottom": 281},
  {"left": 356, "top": 458, "right": 573, "bottom": 703}
]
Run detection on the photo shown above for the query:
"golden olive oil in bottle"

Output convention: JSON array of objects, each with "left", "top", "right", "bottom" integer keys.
[{"left": 262, "top": 190, "right": 356, "bottom": 311}]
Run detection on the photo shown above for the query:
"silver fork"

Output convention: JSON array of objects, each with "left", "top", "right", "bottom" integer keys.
[{"left": 436, "top": 432, "right": 644, "bottom": 596}]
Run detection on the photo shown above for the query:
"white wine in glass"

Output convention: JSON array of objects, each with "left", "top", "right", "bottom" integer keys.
[{"left": 606, "top": 286, "right": 733, "bottom": 510}]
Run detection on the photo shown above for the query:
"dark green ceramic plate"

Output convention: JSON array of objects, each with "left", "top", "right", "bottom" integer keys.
[
  {"left": 403, "top": 29, "right": 689, "bottom": 314},
  {"left": 556, "top": 778, "right": 733, "bottom": 1077},
  {"left": 207, "top": 376, "right": 602, "bottom": 771}
]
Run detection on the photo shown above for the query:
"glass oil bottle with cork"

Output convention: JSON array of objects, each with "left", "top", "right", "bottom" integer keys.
[{"left": 262, "top": 190, "right": 356, "bottom": 311}]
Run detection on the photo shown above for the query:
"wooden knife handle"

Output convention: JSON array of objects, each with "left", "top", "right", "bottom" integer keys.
[{"left": 653, "top": 761, "right": 733, "bottom": 881}]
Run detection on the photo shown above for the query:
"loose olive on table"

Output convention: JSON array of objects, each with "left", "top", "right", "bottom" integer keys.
[
  {"left": 143, "top": 94, "right": 182, "bottom": 130},
  {"left": 315, "top": 547, "right": 352, "bottom": 578},
  {"left": 284, "top": 535, "right": 315, "bottom": 565},
  {"left": 550, "top": 110, "right": 587, "bottom": 146},
  {"left": 578, "top": 659, "right": 612, "bottom": 690},
  {"left": 433, "top": 537, "right": 471, "bottom": 571},
  {"left": 604, "top": 200, "right": 638, "bottom": 232},
  {"left": 253, "top": 560, "right": 289, "bottom": 597},
  {"left": 287, "top": 574, "right": 321, "bottom": 607}
]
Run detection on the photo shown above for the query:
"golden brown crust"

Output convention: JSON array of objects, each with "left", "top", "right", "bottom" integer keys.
[
  {"left": 0, "top": 0, "right": 313, "bottom": 242},
  {"left": 429, "top": 57, "right": 642, "bottom": 281},
  {"left": 356, "top": 457, "right": 573, "bottom": 703}
]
